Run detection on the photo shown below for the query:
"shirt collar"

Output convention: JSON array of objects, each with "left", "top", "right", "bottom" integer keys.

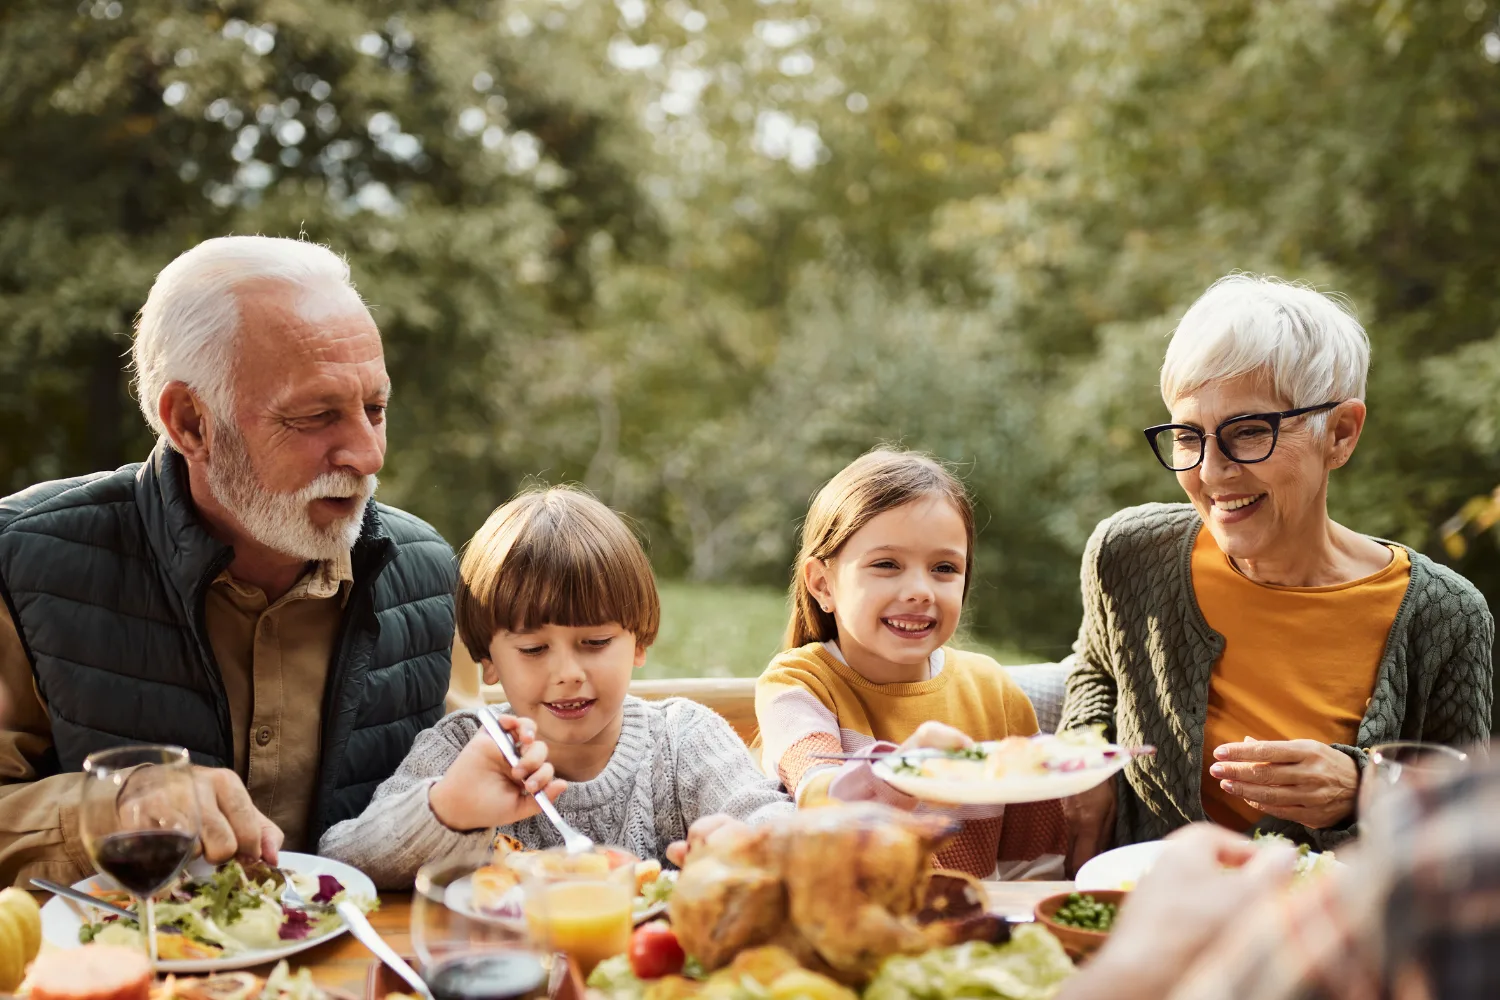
[{"left": 213, "top": 548, "right": 355, "bottom": 606}]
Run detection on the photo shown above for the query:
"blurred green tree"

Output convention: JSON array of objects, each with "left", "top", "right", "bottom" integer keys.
[
  {"left": 0, "top": 0, "right": 658, "bottom": 539},
  {"left": 3, "top": 0, "right": 1499, "bottom": 662}
]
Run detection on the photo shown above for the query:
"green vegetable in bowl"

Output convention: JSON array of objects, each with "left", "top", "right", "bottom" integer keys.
[
  {"left": 863, "top": 925, "right": 1075, "bottom": 1000},
  {"left": 1049, "top": 894, "right": 1116, "bottom": 932}
]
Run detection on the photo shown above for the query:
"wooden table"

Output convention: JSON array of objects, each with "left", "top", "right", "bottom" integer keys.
[{"left": 260, "top": 881, "right": 1075, "bottom": 994}]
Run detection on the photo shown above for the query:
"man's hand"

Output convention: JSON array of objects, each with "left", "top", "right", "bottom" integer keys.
[
  {"left": 666, "top": 814, "right": 753, "bottom": 868},
  {"left": 1210, "top": 738, "right": 1358, "bottom": 828},
  {"left": 1062, "top": 779, "right": 1116, "bottom": 876},
  {"left": 898, "top": 721, "right": 974, "bottom": 752},
  {"left": 428, "top": 714, "right": 565, "bottom": 833},
  {"left": 1060, "top": 824, "right": 1298, "bottom": 1000},
  {"left": 190, "top": 766, "right": 284, "bottom": 864}
]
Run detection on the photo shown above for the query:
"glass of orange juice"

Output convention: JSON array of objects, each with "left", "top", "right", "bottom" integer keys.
[{"left": 519, "top": 845, "right": 637, "bottom": 978}]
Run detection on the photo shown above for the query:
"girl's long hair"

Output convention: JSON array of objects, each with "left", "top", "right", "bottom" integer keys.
[{"left": 783, "top": 449, "right": 975, "bottom": 650}]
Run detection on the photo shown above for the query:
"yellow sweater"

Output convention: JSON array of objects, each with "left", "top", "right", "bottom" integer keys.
[{"left": 756, "top": 642, "right": 1065, "bottom": 877}]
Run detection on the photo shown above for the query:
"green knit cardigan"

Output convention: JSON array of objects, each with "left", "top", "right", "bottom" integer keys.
[{"left": 1058, "top": 503, "right": 1494, "bottom": 851}]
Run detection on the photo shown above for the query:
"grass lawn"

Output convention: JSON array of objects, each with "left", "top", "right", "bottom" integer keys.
[{"left": 645, "top": 581, "right": 1042, "bottom": 680}]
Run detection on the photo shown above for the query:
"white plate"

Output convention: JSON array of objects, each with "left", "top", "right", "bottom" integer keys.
[
  {"left": 1074, "top": 841, "right": 1166, "bottom": 892},
  {"left": 873, "top": 753, "right": 1132, "bottom": 806},
  {"left": 1074, "top": 839, "right": 1342, "bottom": 892},
  {"left": 40, "top": 851, "right": 376, "bottom": 973}
]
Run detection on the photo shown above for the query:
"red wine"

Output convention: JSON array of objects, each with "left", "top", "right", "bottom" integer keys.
[
  {"left": 93, "top": 830, "right": 196, "bottom": 896},
  {"left": 424, "top": 953, "right": 548, "bottom": 1000}
]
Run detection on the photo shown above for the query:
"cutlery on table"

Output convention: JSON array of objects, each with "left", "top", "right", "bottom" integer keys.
[
  {"left": 30, "top": 877, "right": 186, "bottom": 935},
  {"left": 474, "top": 709, "right": 594, "bottom": 854},
  {"left": 336, "top": 898, "right": 434, "bottom": 1000},
  {"left": 277, "top": 870, "right": 335, "bottom": 914},
  {"left": 32, "top": 878, "right": 136, "bottom": 921}
]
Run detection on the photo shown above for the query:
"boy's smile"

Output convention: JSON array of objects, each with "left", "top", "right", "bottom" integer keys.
[{"left": 542, "top": 697, "right": 597, "bottom": 721}]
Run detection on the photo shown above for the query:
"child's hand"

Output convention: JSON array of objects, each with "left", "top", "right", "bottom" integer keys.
[
  {"left": 665, "top": 814, "right": 752, "bottom": 868},
  {"left": 429, "top": 714, "right": 566, "bottom": 832},
  {"left": 899, "top": 721, "right": 974, "bottom": 752}
]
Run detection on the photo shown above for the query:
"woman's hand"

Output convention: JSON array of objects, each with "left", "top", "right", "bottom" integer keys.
[
  {"left": 1210, "top": 738, "right": 1358, "bottom": 829},
  {"left": 1062, "top": 779, "right": 1116, "bottom": 876},
  {"left": 898, "top": 721, "right": 974, "bottom": 752},
  {"left": 429, "top": 714, "right": 566, "bottom": 832}
]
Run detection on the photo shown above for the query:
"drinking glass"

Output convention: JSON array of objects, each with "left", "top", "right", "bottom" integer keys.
[
  {"left": 78, "top": 744, "right": 201, "bottom": 967},
  {"left": 520, "top": 846, "right": 637, "bottom": 979},
  {"left": 1360, "top": 741, "right": 1469, "bottom": 821},
  {"left": 413, "top": 852, "right": 550, "bottom": 1000}
]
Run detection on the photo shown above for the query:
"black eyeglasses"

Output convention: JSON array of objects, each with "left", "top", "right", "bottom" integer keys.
[{"left": 1143, "top": 401, "right": 1343, "bottom": 472}]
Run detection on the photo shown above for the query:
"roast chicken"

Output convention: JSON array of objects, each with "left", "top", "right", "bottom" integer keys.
[{"left": 668, "top": 803, "right": 1004, "bottom": 984}]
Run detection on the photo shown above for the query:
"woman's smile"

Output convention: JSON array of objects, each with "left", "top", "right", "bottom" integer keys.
[{"left": 1209, "top": 492, "right": 1267, "bottom": 523}]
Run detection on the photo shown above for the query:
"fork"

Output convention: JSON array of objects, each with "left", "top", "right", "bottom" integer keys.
[
  {"left": 475, "top": 709, "right": 594, "bottom": 854},
  {"left": 277, "top": 871, "right": 331, "bottom": 913}
]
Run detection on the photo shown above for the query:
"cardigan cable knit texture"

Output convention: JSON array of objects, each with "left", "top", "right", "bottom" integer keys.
[
  {"left": 1058, "top": 503, "right": 1493, "bottom": 852},
  {"left": 319, "top": 695, "right": 793, "bottom": 889}
]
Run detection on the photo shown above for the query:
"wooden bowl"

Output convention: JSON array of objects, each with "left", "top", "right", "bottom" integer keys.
[{"left": 1033, "top": 889, "right": 1127, "bottom": 961}]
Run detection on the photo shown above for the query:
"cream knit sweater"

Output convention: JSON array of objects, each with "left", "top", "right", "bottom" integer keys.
[{"left": 319, "top": 695, "right": 792, "bottom": 889}]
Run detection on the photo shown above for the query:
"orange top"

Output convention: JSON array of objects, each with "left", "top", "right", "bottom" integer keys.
[{"left": 1193, "top": 526, "right": 1410, "bottom": 830}]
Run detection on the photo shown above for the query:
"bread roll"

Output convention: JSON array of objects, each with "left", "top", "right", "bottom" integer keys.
[{"left": 27, "top": 944, "right": 151, "bottom": 1000}]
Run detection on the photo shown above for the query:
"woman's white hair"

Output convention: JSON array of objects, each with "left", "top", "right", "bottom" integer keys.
[
  {"left": 1161, "top": 274, "right": 1370, "bottom": 418},
  {"left": 132, "top": 235, "right": 360, "bottom": 435}
]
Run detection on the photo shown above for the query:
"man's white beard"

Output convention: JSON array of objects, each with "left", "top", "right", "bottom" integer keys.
[{"left": 206, "top": 426, "right": 376, "bottom": 562}]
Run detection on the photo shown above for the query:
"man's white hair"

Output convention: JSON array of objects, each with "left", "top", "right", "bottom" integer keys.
[
  {"left": 132, "top": 235, "right": 360, "bottom": 434},
  {"left": 1161, "top": 274, "right": 1370, "bottom": 416}
]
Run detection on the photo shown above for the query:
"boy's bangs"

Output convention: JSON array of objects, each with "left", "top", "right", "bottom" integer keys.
[{"left": 492, "top": 528, "right": 650, "bottom": 637}]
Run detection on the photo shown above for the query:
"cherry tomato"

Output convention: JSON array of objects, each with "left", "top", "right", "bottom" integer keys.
[{"left": 628, "top": 921, "right": 685, "bottom": 979}]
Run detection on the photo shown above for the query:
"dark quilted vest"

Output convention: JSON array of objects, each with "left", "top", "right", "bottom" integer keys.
[{"left": 0, "top": 443, "right": 457, "bottom": 842}]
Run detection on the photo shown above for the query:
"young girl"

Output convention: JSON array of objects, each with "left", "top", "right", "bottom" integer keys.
[
  {"left": 755, "top": 449, "right": 1066, "bottom": 879},
  {"left": 321, "top": 486, "right": 791, "bottom": 888}
]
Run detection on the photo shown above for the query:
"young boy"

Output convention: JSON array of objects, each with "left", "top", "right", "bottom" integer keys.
[{"left": 320, "top": 486, "right": 791, "bottom": 888}]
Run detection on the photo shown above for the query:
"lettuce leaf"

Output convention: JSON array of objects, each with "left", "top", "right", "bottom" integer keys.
[
  {"left": 589, "top": 955, "right": 646, "bottom": 1000},
  {"left": 864, "top": 926, "right": 1074, "bottom": 1000}
]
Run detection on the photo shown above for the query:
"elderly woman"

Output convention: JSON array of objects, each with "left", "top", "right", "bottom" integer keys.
[{"left": 1060, "top": 274, "right": 1493, "bottom": 860}]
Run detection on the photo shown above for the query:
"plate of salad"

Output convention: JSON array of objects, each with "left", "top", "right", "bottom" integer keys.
[
  {"left": 39, "top": 851, "right": 377, "bottom": 972},
  {"left": 872, "top": 728, "right": 1153, "bottom": 806}
]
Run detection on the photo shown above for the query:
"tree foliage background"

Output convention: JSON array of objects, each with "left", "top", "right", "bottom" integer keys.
[{"left": 3, "top": 0, "right": 1500, "bottom": 659}]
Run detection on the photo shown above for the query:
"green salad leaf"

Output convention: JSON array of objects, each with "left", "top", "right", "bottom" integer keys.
[
  {"left": 589, "top": 955, "right": 647, "bottom": 1000},
  {"left": 864, "top": 926, "right": 1075, "bottom": 1000}
]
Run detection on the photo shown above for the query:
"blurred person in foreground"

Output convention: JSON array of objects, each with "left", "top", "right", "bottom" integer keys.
[
  {"left": 1061, "top": 274, "right": 1492, "bottom": 864},
  {"left": 0, "top": 236, "right": 460, "bottom": 886},
  {"left": 1063, "top": 759, "right": 1500, "bottom": 1000}
]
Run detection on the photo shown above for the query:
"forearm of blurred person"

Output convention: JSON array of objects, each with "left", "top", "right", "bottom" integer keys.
[{"left": 0, "top": 598, "right": 93, "bottom": 887}]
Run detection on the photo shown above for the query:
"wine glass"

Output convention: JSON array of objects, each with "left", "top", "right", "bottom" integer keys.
[
  {"left": 1360, "top": 741, "right": 1469, "bottom": 822},
  {"left": 79, "top": 745, "right": 201, "bottom": 967},
  {"left": 413, "top": 851, "right": 550, "bottom": 1000}
]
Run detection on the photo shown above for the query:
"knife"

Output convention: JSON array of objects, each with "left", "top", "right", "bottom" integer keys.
[
  {"left": 30, "top": 878, "right": 183, "bottom": 935},
  {"left": 31, "top": 878, "right": 137, "bottom": 921},
  {"left": 336, "top": 898, "right": 434, "bottom": 1000}
]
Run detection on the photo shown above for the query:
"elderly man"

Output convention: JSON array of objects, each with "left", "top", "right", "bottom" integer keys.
[{"left": 0, "top": 236, "right": 460, "bottom": 886}]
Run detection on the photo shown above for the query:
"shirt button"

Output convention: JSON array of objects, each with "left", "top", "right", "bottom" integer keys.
[{"left": 256, "top": 726, "right": 273, "bottom": 747}]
